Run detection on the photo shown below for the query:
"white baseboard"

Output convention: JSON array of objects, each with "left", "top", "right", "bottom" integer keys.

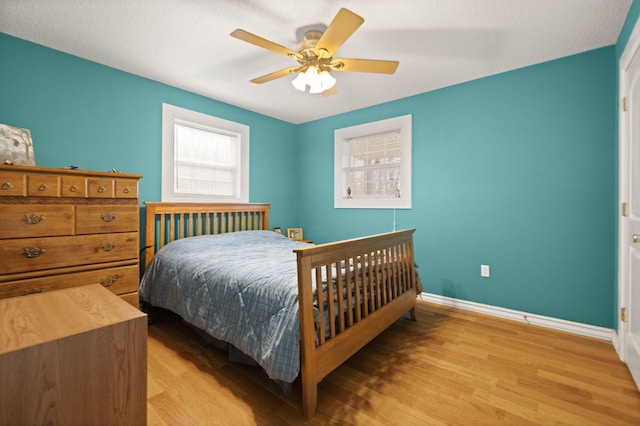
[
  {"left": 612, "top": 330, "right": 621, "bottom": 357},
  {"left": 419, "top": 292, "right": 614, "bottom": 341}
]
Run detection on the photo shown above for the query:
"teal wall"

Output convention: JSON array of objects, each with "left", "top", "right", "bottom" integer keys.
[
  {"left": 1, "top": 16, "right": 630, "bottom": 328},
  {"left": 298, "top": 47, "right": 617, "bottom": 328},
  {"left": 0, "top": 34, "right": 299, "bottom": 231}
]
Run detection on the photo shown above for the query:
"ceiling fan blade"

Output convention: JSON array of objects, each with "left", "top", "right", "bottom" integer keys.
[
  {"left": 314, "top": 8, "right": 364, "bottom": 58},
  {"left": 330, "top": 58, "right": 399, "bottom": 74},
  {"left": 231, "top": 29, "right": 300, "bottom": 60},
  {"left": 250, "top": 67, "right": 301, "bottom": 84},
  {"left": 322, "top": 86, "right": 338, "bottom": 97}
]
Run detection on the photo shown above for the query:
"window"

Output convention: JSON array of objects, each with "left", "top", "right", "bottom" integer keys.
[
  {"left": 334, "top": 114, "right": 412, "bottom": 209},
  {"left": 162, "top": 104, "right": 249, "bottom": 202}
]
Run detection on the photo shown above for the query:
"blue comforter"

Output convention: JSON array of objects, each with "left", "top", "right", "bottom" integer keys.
[{"left": 140, "top": 231, "right": 312, "bottom": 383}]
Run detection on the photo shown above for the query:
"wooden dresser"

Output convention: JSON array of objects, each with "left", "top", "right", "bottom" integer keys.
[
  {"left": 0, "top": 165, "right": 143, "bottom": 308},
  {"left": 0, "top": 284, "right": 147, "bottom": 425}
]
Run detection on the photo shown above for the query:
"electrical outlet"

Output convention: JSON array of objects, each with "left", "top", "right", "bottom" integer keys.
[{"left": 481, "top": 264, "right": 490, "bottom": 277}]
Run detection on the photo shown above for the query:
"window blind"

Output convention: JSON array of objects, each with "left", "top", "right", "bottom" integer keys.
[
  {"left": 344, "top": 130, "right": 402, "bottom": 198},
  {"left": 174, "top": 123, "right": 237, "bottom": 196}
]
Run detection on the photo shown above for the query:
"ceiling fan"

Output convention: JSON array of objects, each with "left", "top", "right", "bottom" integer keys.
[{"left": 230, "top": 8, "right": 399, "bottom": 95}]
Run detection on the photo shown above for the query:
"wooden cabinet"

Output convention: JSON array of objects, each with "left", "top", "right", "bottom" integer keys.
[
  {"left": 0, "top": 284, "right": 147, "bottom": 425},
  {"left": 0, "top": 165, "right": 143, "bottom": 307}
]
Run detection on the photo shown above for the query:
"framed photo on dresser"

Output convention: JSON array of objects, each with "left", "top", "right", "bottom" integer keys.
[
  {"left": 287, "top": 228, "right": 303, "bottom": 240},
  {"left": 0, "top": 124, "right": 35, "bottom": 166}
]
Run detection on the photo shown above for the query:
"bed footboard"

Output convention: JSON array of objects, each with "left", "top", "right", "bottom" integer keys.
[{"left": 294, "top": 229, "right": 417, "bottom": 419}]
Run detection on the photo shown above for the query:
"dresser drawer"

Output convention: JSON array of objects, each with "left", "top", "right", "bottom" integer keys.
[
  {"left": 0, "top": 172, "right": 26, "bottom": 196},
  {"left": 27, "top": 173, "right": 61, "bottom": 197},
  {"left": 61, "top": 175, "right": 87, "bottom": 197},
  {"left": 115, "top": 178, "right": 138, "bottom": 199},
  {"left": 76, "top": 205, "right": 139, "bottom": 234},
  {"left": 0, "top": 232, "right": 138, "bottom": 275},
  {"left": 0, "top": 264, "right": 139, "bottom": 299},
  {"left": 0, "top": 205, "right": 74, "bottom": 239},
  {"left": 88, "top": 177, "right": 114, "bottom": 198}
]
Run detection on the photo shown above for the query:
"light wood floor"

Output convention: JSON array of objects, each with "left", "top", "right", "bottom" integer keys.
[{"left": 146, "top": 301, "right": 640, "bottom": 425}]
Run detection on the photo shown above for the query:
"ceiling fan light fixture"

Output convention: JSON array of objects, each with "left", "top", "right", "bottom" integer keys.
[
  {"left": 291, "top": 72, "right": 308, "bottom": 91},
  {"left": 292, "top": 66, "right": 318, "bottom": 92},
  {"left": 292, "top": 66, "right": 336, "bottom": 93},
  {"left": 308, "top": 81, "right": 324, "bottom": 94},
  {"left": 304, "top": 65, "right": 319, "bottom": 80},
  {"left": 319, "top": 70, "right": 336, "bottom": 90}
]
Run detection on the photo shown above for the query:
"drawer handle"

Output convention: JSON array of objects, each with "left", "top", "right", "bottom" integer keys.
[
  {"left": 38, "top": 184, "right": 48, "bottom": 191},
  {"left": 1, "top": 182, "right": 12, "bottom": 190},
  {"left": 69, "top": 184, "right": 78, "bottom": 192},
  {"left": 23, "top": 214, "right": 46, "bottom": 224},
  {"left": 97, "top": 186, "right": 106, "bottom": 193},
  {"left": 101, "top": 213, "right": 117, "bottom": 222},
  {"left": 23, "top": 247, "right": 46, "bottom": 258},
  {"left": 100, "top": 276, "right": 118, "bottom": 287},
  {"left": 123, "top": 187, "right": 131, "bottom": 194},
  {"left": 100, "top": 242, "right": 117, "bottom": 251},
  {"left": 23, "top": 288, "right": 45, "bottom": 295}
]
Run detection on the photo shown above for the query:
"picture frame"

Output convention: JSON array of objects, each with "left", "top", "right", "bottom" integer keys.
[
  {"left": 0, "top": 124, "right": 35, "bottom": 166},
  {"left": 287, "top": 227, "right": 303, "bottom": 240},
  {"left": 272, "top": 227, "right": 282, "bottom": 234}
]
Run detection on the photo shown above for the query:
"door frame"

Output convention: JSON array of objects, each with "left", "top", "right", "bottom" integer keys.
[{"left": 618, "top": 14, "right": 640, "bottom": 372}]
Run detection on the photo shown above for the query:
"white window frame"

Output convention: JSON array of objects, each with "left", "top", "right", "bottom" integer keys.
[
  {"left": 162, "top": 103, "right": 249, "bottom": 202},
  {"left": 334, "top": 114, "right": 412, "bottom": 209}
]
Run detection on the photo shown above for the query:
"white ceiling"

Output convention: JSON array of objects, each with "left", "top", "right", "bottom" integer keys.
[{"left": 0, "top": 0, "right": 632, "bottom": 124}]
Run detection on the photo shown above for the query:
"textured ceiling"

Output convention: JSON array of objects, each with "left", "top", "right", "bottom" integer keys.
[{"left": 0, "top": 0, "right": 632, "bottom": 124}]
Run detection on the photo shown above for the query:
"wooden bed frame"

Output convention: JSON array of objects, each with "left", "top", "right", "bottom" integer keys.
[{"left": 143, "top": 202, "right": 418, "bottom": 419}]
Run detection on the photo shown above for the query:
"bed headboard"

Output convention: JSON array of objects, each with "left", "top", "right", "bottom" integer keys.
[{"left": 144, "top": 202, "right": 270, "bottom": 268}]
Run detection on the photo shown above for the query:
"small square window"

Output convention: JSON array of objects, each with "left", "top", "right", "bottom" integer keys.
[{"left": 334, "top": 115, "right": 412, "bottom": 209}]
